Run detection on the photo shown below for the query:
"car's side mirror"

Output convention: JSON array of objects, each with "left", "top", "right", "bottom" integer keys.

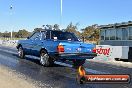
[{"left": 27, "top": 37, "right": 30, "bottom": 39}]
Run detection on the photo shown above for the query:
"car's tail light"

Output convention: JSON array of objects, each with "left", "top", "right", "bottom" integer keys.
[
  {"left": 92, "top": 48, "right": 96, "bottom": 53},
  {"left": 57, "top": 45, "right": 64, "bottom": 52}
]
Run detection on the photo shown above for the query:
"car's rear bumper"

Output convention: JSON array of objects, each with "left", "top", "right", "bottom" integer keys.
[{"left": 49, "top": 52, "right": 97, "bottom": 60}]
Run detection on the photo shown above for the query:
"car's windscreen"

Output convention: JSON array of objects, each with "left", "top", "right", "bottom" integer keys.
[{"left": 50, "top": 31, "right": 79, "bottom": 41}]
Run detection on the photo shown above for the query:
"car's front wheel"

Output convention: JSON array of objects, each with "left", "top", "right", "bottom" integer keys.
[
  {"left": 18, "top": 46, "right": 25, "bottom": 59},
  {"left": 40, "top": 50, "right": 53, "bottom": 67}
]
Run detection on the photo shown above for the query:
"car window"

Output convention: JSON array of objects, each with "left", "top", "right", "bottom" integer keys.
[
  {"left": 51, "top": 31, "right": 79, "bottom": 41},
  {"left": 46, "top": 31, "right": 51, "bottom": 39},
  {"left": 42, "top": 32, "right": 46, "bottom": 39},
  {"left": 30, "top": 32, "right": 41, "bottom": 40}
]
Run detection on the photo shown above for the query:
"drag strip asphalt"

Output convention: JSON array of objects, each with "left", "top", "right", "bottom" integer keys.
[{"left": 0, "top": 45, "right": 131, "bottom": 88}]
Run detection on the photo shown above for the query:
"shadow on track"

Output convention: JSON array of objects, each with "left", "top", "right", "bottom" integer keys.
[{"left": 12, "top": 54, "right": 66, "bottom": 67}]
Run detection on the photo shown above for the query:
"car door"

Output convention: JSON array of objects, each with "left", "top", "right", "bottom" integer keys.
[
  {"left": 20, "top": 32, "right": 37, "bottom": 55},
  {"left": 25, "top": 32, "right": 40, "bottom": 55},
  {"left": 30, "top": 32, "right": 42, "bottom": 56}
]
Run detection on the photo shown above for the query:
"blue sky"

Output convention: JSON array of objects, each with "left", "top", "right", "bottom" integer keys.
[{"left": 0, "top": 0, "right": 132, "bottom": 32}]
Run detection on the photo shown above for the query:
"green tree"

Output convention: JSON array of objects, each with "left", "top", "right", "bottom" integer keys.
[
  {"left": 16, "top": 29, "right": 30, "bottom": 38},
  {"left": 3, "top": 31, "right": 10, "bottom": 38},
  {"left": 42, "top": 24, "right": 59, "bottom": 30},
  {"left": 81, "top": 24, "right": 100, "bottom": 41},
  {"left": 46, "top": 24, "right": 53, "bottom": 29},
  {"left": 65, "top": 22, "right": 77, "bottom": 33},
  {"left": 53, "top": 24, "right": 59, "bottom": 30},
  {"left": 34, "top": 28, "right": 43, "bottom": 32},
  {"left": 0, "top": 32, "right": 2, "bottom": 37},
  {"left": 64, "top": 22, "right": 81, "bottom": 37},
  {"left": 12, "top": 31, "right": 18, "bottom": 38}
]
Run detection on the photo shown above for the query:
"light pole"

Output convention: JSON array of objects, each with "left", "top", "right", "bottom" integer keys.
[
  {"left": 60, "top": 0, "right": 63, "bottom": 30},
  {"left": 10, "top": 0, "right": 14, "bottom": 39},
  {"left": 10, "top": 4, "right": 13, "bottom": 39}
]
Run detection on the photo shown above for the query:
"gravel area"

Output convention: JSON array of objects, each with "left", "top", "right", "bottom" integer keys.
[{"left": 0, "top": 65, "right": 38, "bottom": 88}]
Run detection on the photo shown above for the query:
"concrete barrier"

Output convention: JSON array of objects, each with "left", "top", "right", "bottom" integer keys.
[
  {"left": 0, "top": 40, "right": 3, "bottom": 44},
  {"left": 0, "top": 40, "right": 18, "bottom": 47}
]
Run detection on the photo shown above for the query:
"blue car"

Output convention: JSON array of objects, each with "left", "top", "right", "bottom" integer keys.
[{"left": 16, "top": 29, "right": 96, "bottom": 67}]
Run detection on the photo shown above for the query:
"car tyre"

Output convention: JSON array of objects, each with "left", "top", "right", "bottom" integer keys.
[
  {"left": 115, "top": 58, "right": 120, "bottom": 61},
  {"left": 73, "top": 59, "right": 86, "bottom": 68},
  {"left": 40, "top": 50, "right": 53, "bottom": 67},
  {"left": 18, "top": 46, "right": 25, "bottom": 59},
  {"left": 76, "top": 74, "right": 86, "bottom": 84}
]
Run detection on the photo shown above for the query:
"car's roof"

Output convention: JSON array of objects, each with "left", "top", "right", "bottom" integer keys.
[
  {"left": 34, "top": 29, "right": 60, "bottom": 32},
  {"left": 35, "top": 29, "right": 71, "bottom": 33}
]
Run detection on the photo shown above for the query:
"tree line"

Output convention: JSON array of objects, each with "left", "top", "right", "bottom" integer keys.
[
  {"left": 0, "top": 29, "right": 30, "bottom": 38},
  {"left": 0, "top": 23, "right": 100, "bottom": 42}
]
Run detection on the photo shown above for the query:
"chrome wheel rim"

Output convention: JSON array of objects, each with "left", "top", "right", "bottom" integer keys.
[
  {"left": 18, "top": 48, "right": 23, "bottom": 57},
  {"left": 40, "top": 53, "right": 49, "bottom": 65}
]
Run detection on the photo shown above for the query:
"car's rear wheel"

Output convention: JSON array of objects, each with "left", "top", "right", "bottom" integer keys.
[
  {"left": 115, "top": 58, "right": 120, "bottom": 61},
  {"left": 40, "top": 50, "right": 54, "bottom": 67},
  {"left": 76, "top": 74, "right": 86, "bottom": 84},
  {"left": 73, "top": 59, "right": 86, "bottom": 68},
  {"left": 18, "top": 46, "right": 25, "bottom": 59}
]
